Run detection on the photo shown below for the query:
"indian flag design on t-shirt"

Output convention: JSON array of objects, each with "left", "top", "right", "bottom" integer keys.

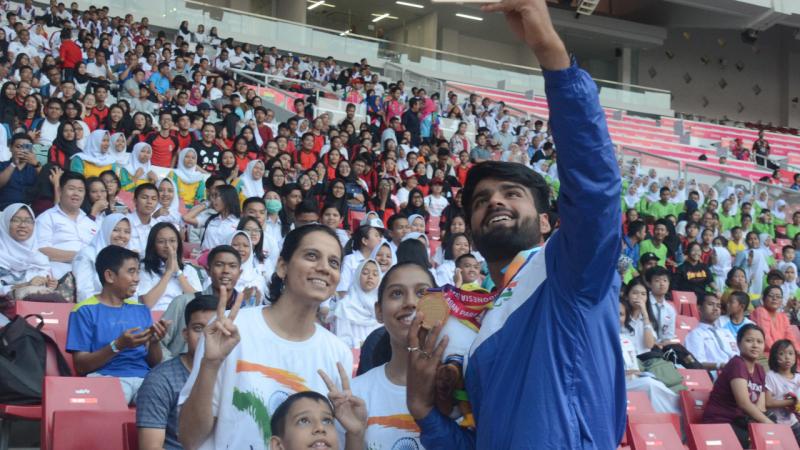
[{"left": 231, "top": 359, "right": 312, "bottom": 447}]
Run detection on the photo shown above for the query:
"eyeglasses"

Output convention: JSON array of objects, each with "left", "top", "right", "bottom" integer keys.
[
  {"left": 243, "top": 227, "right": 262, "bottom": 234},
  {"left": 10, "top": 217, "right": 34, "bottom": 225}
]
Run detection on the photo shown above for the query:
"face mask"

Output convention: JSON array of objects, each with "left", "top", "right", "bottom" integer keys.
[{"left": 265, "top": 199, "right": 282, "bottom": 214}]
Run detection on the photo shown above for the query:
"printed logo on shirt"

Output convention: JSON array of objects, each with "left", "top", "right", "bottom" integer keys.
[
  {"left": 367, "top": 414, "right": 420, "bottom": 433},
  {"left": 748, "top": 380, "right": 763, "bottom": 403}
]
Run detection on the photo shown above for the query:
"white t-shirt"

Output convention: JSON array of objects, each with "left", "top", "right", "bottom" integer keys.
[
  {"left": 339, "top": 364, "right": 422, "bottom": 450},
  {"left": 424, "top": 195, "right": 449, "bottom": 218},
  {"left": 136, "top": 264, "right": 203, "bottom": 311},
  {"left": 38, "top": 119, "right": 60, "bottom": 147},
  {"left": 337, "top": 252, "right": 365, "bottom": 293},
  {"left": 765, "top": 370, "right": 800, "bottom": 425},
  {"left": 178, "top": 306, "right": 353, "bottom": 450},
  {"left": 201, "top": 215, "right": 239, "bottom": 251}
]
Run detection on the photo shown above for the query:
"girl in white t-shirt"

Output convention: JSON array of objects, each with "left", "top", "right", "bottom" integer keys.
[
  {"left": 197, "top": 184, "right": 241, "bottom": 251},
  {"left": 178, "top": 225, "right": 354, "bottom": 450},
  {"left": 424, "top": 181, "right": 449, "bottom": 218},
  {"left": 434, "top": 233, "right": 472, "bottom": 287},
  {"left": 344, "top": 262, "right": 436, "bottom": 450},
  {"left": 764, "top": 339, "right": 800, "bottom": 433},
  {"left": 336, "top": 225, "right": 383, "bottom": 297}
]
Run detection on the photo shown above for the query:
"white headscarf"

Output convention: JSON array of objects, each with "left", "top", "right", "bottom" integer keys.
[
  {"left": 772, "top": 199, "right": 787, "bottom": 222},
  {"left": 173, "top": 148, "right": 205, "bottom": 184},
  {"left": 334, "top": 258, "right": 381, "bottom": 326},
  {"left": 0, "top": 204, "right": 51, "bottom": 276},
  {"left": 228, "top": 231, "right": 260, "bottom": 292},
  {"left": 369, "top": 239, "right": 397, "bottom": 269},
  {"left": 71, "top": 129, "right": 116, "bottom": 166},
  {"left": 125, "top": 142, "right": 153, "bottom": 178},
  {"left": 86, "top": 213, "right": 129, "bottom": 258},
  {"left": 156, "top": 177, "right": 181, "bottom": 213},
  {"left": 756, "top": 190, "right": 769, "bottom": 211},
  {"left": 624, "top": 184, "right": 641, "bottom": 209},
  {"left": 75, "top": 121, "right": 90, "bottom": 150},
  {"left": 710, "top": 246, "right": 732, "bottom": 294},
  {"left": 110, "top": 132, "right": 128, "bottom": 165},
  {"left": 778, "top": 261, "right": 798, "bottom": 305},
  {"left": 645, "top": 181, "right": 660, "bottom": 202},
  {"left": 239, "top": 159, "right": 265, "bottom": 198}
]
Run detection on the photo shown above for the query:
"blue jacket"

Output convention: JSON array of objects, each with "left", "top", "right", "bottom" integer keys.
[{"left": 417, "top": 61, "right": 625, "bottom": 449}]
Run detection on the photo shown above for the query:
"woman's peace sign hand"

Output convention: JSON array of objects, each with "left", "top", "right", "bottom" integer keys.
[{"left": 318, "top": 362, "right": 367, "bottom": 436}]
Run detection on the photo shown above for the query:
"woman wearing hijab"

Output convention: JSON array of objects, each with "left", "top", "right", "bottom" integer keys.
[
  {"left": 74, "top": 120, "right": 90, "bottom": 150},
  {"left": 333, "top": 258, "right": 382, "bottom": 349},
  {"left": 235, "top": 159, "right": 265, "bottom": 201},
  {"left": 109, "top": 131, "right": 128, "bottom": 165},
  {"left": 0, "top": 204, "right": 54, "bottom": 297},
  {"left": 710, "top": 245, "right": 733, "bottom": 294},
  {"left": 772, "top": 199, "right": 788, "bottom": 226},
  {"left": 124, "top": 142, "right": 157, "bottom": 188},
  {"left": 734, "top": 231, "right": 771, "bottom": 296},
  {"left": 47, "top": 121, "right": 80, "bottom": 169},
  {"left": 168, "top": 148, "right": 207, "bottom": 208},
  {"left": 622, "top": 183, "right": 643, "bottom": 212},
  {"left": 70, "top": 129, "right": 132, "bottom": 181},
  {"left": 152, "top": 177, "right": 183, "bottom": 227},
  {"left": 72, "top": 213, "right": 131, "bottom": 302}
]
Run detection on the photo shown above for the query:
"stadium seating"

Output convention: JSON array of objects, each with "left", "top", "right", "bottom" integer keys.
[
  {"left": 51, "top": 410, "right": 134, "bottom": 450},
  {"left": 680, "top": 389, "right": 711, "bottom": 428},
  {"left": 626, "top": 392, "right": 656, "bottom": 415},
  {"left": 625, "top": 413, "right": 682, "bottom": 446},
  {"left": 687, "top": 423, "right": 742, "bottom": 450},
  {"left": 628, "top": 422, "right": 685, "bottom": 450},
  {"left": 677, "top": 369, "right": 713, "bottom": 392},
  {"left": 748, "top": 423, "right": 800, "bottom": 450},
  {"left": 41, "top": 376, "right": 131, "bottom": 450},
  {"left": 676, "top": 315, "right": 699, "bottom": 344},
  {"left": 673, "top": 291, "right": 699, "bottom": 319},
  {"left": 13, "top": 301, "right": 75, "bottom": 372}
]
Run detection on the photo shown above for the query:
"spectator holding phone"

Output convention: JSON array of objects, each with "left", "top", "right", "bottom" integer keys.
[{"left": 0, "top": 133, "right": 42, "bottom": 210}]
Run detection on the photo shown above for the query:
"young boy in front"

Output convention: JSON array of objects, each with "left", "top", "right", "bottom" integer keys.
[
  {"left": 66, "top": 245, "right": 168, "bottom": 404},
  {"left": 645, "top": 266, "right": 677, "bottom": 345}
]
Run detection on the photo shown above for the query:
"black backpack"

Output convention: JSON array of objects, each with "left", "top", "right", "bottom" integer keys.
[{"left": 0, "top": 314, "right": 72, "bottom": 405}]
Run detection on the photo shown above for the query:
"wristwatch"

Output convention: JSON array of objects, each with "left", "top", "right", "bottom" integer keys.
[
  {"left": 175, "top": 269, "right": 184, "bottom": 278},
  {"left": 110, "top": 339, "right": 120, "bottom": 353}
]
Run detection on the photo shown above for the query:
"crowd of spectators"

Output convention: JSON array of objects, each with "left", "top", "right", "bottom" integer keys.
[{"left": 0, "top": 0, "right": 799, "bottom": 449}]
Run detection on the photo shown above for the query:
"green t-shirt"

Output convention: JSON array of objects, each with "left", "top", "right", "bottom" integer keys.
[
  {"left": 647, "top": 201, "right": 678, "bottom": 220},
  {"left": 786, "top": 224, "right": 800, "bottom": 240},
  {"left": 718, "top": 213, "right": 738, "bottom": 232},
  {"left": 753, "top": 221, "right": 775, "bottom": 239},
  {"left": 638, "top": 239, "right": 668, "bottom": 269}
]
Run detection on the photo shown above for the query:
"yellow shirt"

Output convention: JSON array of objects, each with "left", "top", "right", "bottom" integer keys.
[
  {"left": 176, "top": 177, "right": 200, "bottom": 207},
  {"left": 727, "top": 240, "right": 746, "bottom": 258}
]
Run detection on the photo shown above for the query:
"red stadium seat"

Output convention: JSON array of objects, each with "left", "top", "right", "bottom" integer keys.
[
  {"left": 748, "top": 423, "right": 800, "bottom": 450},
  {"left": 122, "top": 421, "right": 138, "bottom": 450},
  {"left": 687, "top": 424, "right": 742, "bottom": 450},
  {"left": 13, "top": 301, "right": 75, "bottom": 372},
  {"left": 676, "top": 315, "right": 698, "bottom": 344},
  {"left": 678, "top": 369, "right": 713, "bottom": 391},
  {"left": 151, "top": 310, "right": 164, "bottom": 323},
  {"left": 116, "top": 191, "right": 134, "bottom": 212},
  {"left": 629, "top": 423, "right": 684, "bottom": 449},
  {"left": 0, "top": 328, "right": 68, "bottom": 449},
  {"left": 51, "top": 410, "right": 133, "bottom": 450},
  {"left": 626, "top": 413, "right": 681, "bottom": 446},
  {"left": 673, "top": 291, "right": 699, "bottom": 319},
  {"left": 626, "top": 392, "right": 655, "bottom": 414},
  {"left": 680, "top": 389, "right": 711, "bottom": 437},
  {"left": 41, "top": 376, "right": 130, "bottom": 450},
  {"left": 428, "top": 239, "right": 441, "bottom": 259}
]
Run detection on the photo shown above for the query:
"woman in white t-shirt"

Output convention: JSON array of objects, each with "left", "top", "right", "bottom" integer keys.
[
  {"left": 197, "top": 184, "right": 241, "bottom": 251},
  {"left": 137, "top": 222, "right": 202, "bottom": 311},
  {"left": 424, "top": 180, "right": 450, "bottom": 219},
  {"left": 434, "top": 233, "right": 471, "bottom": 287},
  {"left": 178, "top": 224, "right": 354, "bottom": 450},
  {"left": 343, "top": 261, "right": 436, "bottom": 449}
]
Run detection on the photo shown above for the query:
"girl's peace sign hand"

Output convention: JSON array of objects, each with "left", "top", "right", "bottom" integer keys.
[{"left": 202, "top": 284, "right": 242, "bottom": 364}]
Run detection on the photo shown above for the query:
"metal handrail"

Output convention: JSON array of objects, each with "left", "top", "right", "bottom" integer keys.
[{"left": 181, "top": 0, "right": 671, "bottom": 95}]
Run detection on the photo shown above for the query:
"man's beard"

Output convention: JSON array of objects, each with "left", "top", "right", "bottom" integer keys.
[{"left": 473, "top": 215, "right": 541, "bottom": 263}]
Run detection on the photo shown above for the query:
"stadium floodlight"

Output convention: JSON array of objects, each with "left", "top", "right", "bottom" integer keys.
[
  {"left": 455, "top": 13, "right": 483, "bottom": 21},
  {"left": 396, "top": 1, "right": 424, "bottom": 8}
]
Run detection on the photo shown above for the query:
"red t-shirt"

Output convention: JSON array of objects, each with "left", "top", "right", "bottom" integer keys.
[
  {"left": 703, "top": 355, "right": 765, "bottom": 424},
  {"left": 92, "top": 106, "right": 109, "bottom": 124},
  {"left": 297, "top": 150, "right": 317, "bottom": 171},
  {"left": 175, "top": 131, "right": 193, "bottom": 150},
  {"left": 146, "top": 133, "right": 179, "bottom": 167},
  {"left": 59, "top": 40, "right": 82, "bottom": 69}
]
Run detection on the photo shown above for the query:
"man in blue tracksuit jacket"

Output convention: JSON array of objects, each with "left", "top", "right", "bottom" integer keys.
[{"left": 405, "top": 0, "right": 626, "bottom": 448}]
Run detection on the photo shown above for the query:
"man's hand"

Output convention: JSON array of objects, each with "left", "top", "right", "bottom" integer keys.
[
  {"left": 482, "top": 0, "right": 570, "bottom": 71},
  {"left": 116, "top": 327, "right": 152, "bottom": 350}
]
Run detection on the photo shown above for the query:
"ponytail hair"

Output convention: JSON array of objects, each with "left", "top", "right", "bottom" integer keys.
[{"left": 266, "top": 223, "right": 342, "bottom": 303}]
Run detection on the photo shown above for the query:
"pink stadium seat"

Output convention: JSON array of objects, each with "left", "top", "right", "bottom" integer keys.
[
  {"left": 680, "top": 390, "right": 710, "bottom": 436},
  {"left": 687, "top": 424, "right": 742, "bottom": 450},
  {"left": 151, "top": 310, "right": 164, "bottom": 323},
  {"left": 116, "top": 191, "right": 134, "bottom": 212},
  {"left": 676, "top": 315, "right": 698, "bottom": 344},
  {"left": 13, "top": 301, "right": 75, "bottom": 372},
  {"left": 673, "top": 291, "right": 698, "bottom": 319},
  {"left": 749, "top": 423, "right": 800, "bottom": 450},
  {"left": 51, "top": 410, "right": 133, "bottom": 450},
  {"left": 625, "top": 413, "right": 681, "bottom": 447},
  {"left": 348, "top": 210, "right": 366, "bottom": 232},
  {"left": 629, "top": 422, "right": 684, "bottom": 449},
  {"left": 626, "top": 392, "right": 655, "bottom": 415},
  {"left": 41, "top": 376, "right": 131, "bottom": 450},
  {"left": 677, "top": 369, "right": 713, "bottom": 392}
]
